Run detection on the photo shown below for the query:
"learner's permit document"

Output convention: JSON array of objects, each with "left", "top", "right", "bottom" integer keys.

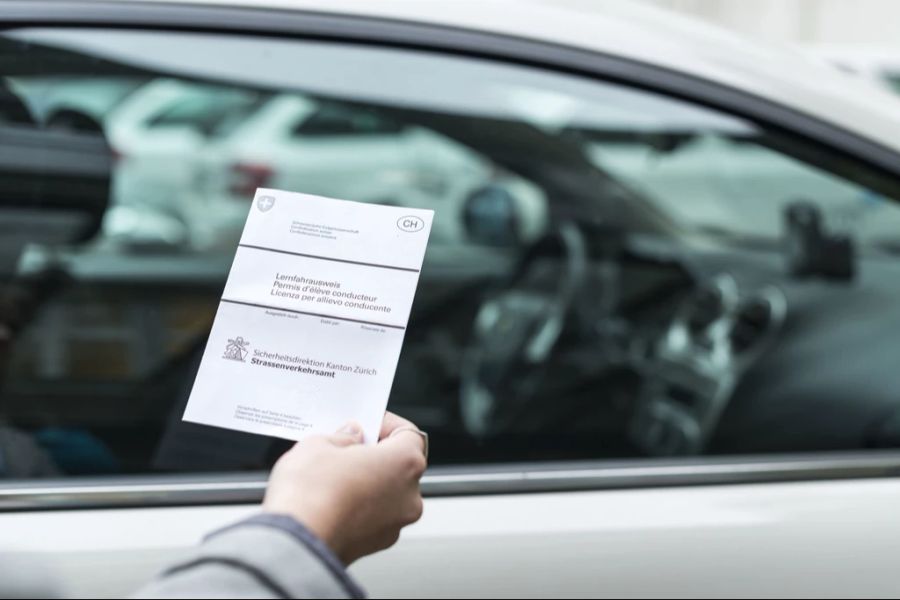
[{"left": 183, "top": 188, "right": 433, "bottom": 444}]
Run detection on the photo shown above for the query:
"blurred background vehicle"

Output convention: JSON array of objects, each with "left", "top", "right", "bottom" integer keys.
[
  {"left": 6, "top": 0, "right": 900, "bottom": 598},
  {"left": 190, "top": 92, "right": 511, "bottom": 248},
  {"left": 104, "top": 78, "right": 263, "bottom": 249},
  {"left": 18, "top": 74, "right": 523, "bottom": 250}
]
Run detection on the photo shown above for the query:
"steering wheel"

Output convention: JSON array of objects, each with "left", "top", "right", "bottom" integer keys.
[{"left": 460, "top": 222, "right": 589, "bottom": 437}]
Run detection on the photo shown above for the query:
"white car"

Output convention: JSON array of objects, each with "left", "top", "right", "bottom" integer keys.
[
  {"left": 108, "top": 82, "right": 517, "bottom": 249},
  {"left": 189, "top": 93, "right": 505, "bottom": 249},
  {"left": 6, "top": 1, "right": 900, "bottom": 598},
  {"left": 104, "top": 78, "right": 264, "bottom": 246}
]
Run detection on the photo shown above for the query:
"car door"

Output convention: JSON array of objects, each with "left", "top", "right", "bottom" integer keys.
[{"left": 5, "top": 3, "right": 900, "bottom": 599}]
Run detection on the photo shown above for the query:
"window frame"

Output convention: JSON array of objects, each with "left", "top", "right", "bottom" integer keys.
[{"left": 4, "top": 0, "right": 900, "bottom": 508}]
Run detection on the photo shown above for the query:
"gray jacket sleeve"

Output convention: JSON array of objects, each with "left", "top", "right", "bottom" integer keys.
[{"left": 134, "top": 514, "right": 365, "bottom": 599}]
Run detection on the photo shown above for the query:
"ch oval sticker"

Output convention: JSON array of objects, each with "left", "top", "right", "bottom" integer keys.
[{"left": 397, "top": 215, "right": 425, "bottom": 233}]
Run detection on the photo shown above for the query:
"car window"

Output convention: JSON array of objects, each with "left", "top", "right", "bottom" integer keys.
[{"left": 4, "top": 28, "right": 900, "bottom": 479}]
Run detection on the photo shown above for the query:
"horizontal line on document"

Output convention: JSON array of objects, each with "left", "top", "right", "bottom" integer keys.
[
  {"left": 221, "top": 298, "right": 405, "bottom": 330},
  {"left": 238, "top": 244, "right": 420, "bottom": 273}
]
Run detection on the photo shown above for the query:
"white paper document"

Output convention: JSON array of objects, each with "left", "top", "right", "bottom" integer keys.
[{"left": 183, "top": 188, "right": 433, "bottom": 444}]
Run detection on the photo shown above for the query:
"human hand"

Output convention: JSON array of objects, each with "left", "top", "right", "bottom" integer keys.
[{"left": 262, "top": 412, "right": 427, "bottom": 565}]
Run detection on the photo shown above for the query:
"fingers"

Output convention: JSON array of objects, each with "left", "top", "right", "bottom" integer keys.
[
  {"left": 286, "top": 416, "right": 423, "bottom": 463},
  {"left": 377, "top": 428, "right": 428, "bottom": 477},
  {"left": 328, "top": 422, "right": 365, "bottom": 447},
  {"left": 379, "top": 411, "right": 416, "bottom": 440},
  {"left": 383, "top": 425, "right": 427, "bottom": 457}
]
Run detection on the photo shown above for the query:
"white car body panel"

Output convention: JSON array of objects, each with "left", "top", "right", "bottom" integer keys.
[
  {"left": 805, "top": 44, "right": 900, "bottom": 93},
  {"left": 4, "top": 479, "right": 900, "bottom": 598}
]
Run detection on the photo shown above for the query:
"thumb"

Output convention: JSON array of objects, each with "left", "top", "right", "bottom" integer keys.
[{"left": 328, "top": 422, "right": 365, "bottom": 447}]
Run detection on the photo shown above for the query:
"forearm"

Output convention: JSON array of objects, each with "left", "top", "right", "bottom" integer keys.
[{"left": 133, "top": 514, "right": 365, "bottom": 599}]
